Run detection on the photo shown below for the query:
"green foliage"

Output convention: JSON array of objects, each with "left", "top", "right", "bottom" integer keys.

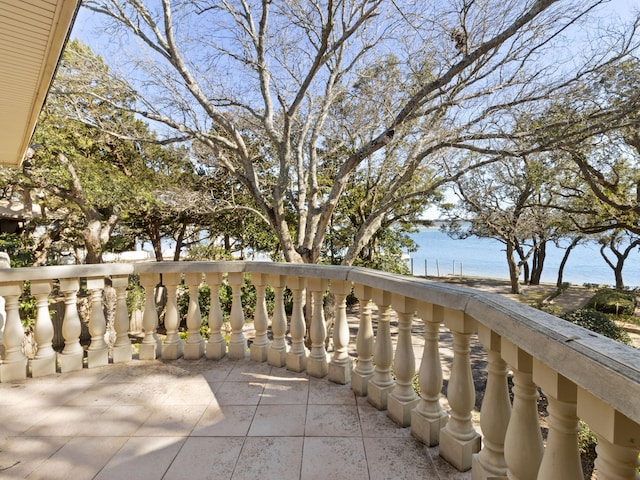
[
  {"left": 187, "top": 243, "right": 233, "bottom": 261},
  {"left": 19, "top": 286, "right": 37, "bottom": 328},
  {"left": 538, "top": 303, "right": 563, "bottom": 316},
  {"left": 0, "top": 234, "right": 34, "bottom": 267},
  {"left": 578, "top": 421, "right": 598, "bottom": 479},
  {"left": 561, "top": 309, "right": 633, "bottom": 345},
  {"left": 126, "top": 274, "right": 145, "bottom": 315},
  {"left": 585, "top": 288, "right": 636, "bottom": 315}
]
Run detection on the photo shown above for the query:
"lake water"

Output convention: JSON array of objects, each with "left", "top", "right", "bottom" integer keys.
[{"left": 407, "top": 227, "right": 640, "bottom": 288}]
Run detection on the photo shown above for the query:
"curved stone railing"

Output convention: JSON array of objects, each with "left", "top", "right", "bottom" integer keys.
[{"left": 0, "top": 261, "right": 639, "bottom": 479}]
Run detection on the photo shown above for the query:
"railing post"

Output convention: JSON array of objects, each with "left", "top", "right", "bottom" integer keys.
[
  {"left": 0, "top": 281, "right": 28, "bottom": 381},
  {"left": 502, "top": 340, "right": 543, "bottom": 480},
  {"left": 286, "top": 276, "right": 307, "bottom": 372},
  {"left": 352, "top": 284, "right": 374, "bottom": 395},
  {"left": 184, "top": 272, "right": 205, "bottom": 359},
  {"left": 227, "top": 272, "right": 247, "bottom": 360},
  {"left": 111, "top": 275, "right": 132, "bottom": 363},
  {"left": 411, "top": 303, "right": 448, "bottom": 446},
  {"left": 30, "top": 280, "right": 56, "bottom": 377},
  {"left": 267, "top": 274, "right": 287, "bottom": 367},
  {"left": 439, "top": 308, "right": 480, "bottom": 471},
  {"left": 387, "top": 295, "right": 419, "bottom": 427},
  {"left": 367, "top": 289, "right": 395, "bottom": 410},
  {"left": 250, "top": 273, "right": 270, "bottom": 362},
  {"left": 162, "top": 272, "right": 183, "bottom": 360},
  {"left": 205, "top": 272, "right": 226, "bottom": 360},
  {"left": 87, "top": 276, "right": 108, "bottom": 368},
  {"left": 306, "top": 277, "right": 328, "bottom": 377},
  {"left": 533, "top": 359, "right": 582, "bottom": 480},
  {"left": 328, "top": 279, "right": 352, "bottom": 385},
  {"left": 577, "top": 387, "right": 640, "bottom": 480},
  {"left": 58, "top": 277, "right": 84, "bottom": 372},
  {"left": 472, "top": 324, "right": 510, "bottom": 479},
  {"left": 139, "top": 273, "right": 161, "bottom": 360}
]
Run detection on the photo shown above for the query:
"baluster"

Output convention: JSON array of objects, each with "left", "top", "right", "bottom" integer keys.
[
  {"left": 111, "top": 275, "right": 132, "bottom": 363},
  {"left": 472, "top": 324, "right": 510, "bottom": 479},
  {"left": 227, "top": 272, "right": 247, "bottom": 360},
  {"left": 205, "top": 272, "right": 226, "bottom": 360},
  {"left": 286, "top": 276, "right": 307, "bottom": 372},
  {"left": 387, "top": 295, "right": 419, "bottom": 427},
  {"left": 87, "top": 277, "right": 108, "bottom": 368},
  {"left": 411, "top": 303, "right": 449, "bottom": 446},
  {"left": 162, "top": 273, "right": 183, "bottom": 360},
  {"left": 250, "top": 273, "right": 270, "bottom": 362},
  {"left": 306, "top": 277, "right": 328, "bottom": 377},
  {"left": 328, "top": 280, "right": 352, "bottom": 384},
  {"left": 352, "top": 284, "right": 374, "bottom": 395},
  {"left": 577, "top": 387, "right": 640, "bottom": 480},
  {"left": 29, "top": 280, "right": 56, "bottom": 377},
  {"left": 0, "top": 281, "right": 27, "bottom": 381},
  {"left": 367, "top": 289, "right": 395, "bottom": 410},
  {"left": 58, "top": 278, "right": 84, "bottom": 372},
  {"left": 594, "top": 436, "right": 640, "bottom": 480},
  {"left": 439, "top": 309, "right": 480, "bottom": 471},
  {"left": 184, "top": 272, "right": 205, "bottom": 359},
  {"left": 267, "top": 274, "right": 287, "bottom": 367},
  {"left": 502, "top": 340, "right": 543, "bottom": 480},
  {"left": 139, "top": 273, "right": 161, "bottom": 360},
  {"left": 533, "top": 360, "right": 582, "bottom": 480}
]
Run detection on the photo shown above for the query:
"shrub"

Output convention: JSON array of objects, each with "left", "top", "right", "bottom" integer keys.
[
  {"left": 126, "top": 274, "right": 145, "bottom": 315},
  {"left": 561, "top": 309, "right": 633, "bottom": 346},
  {"left": 585, "top": 288, "right": 636, "bottom": 316}
]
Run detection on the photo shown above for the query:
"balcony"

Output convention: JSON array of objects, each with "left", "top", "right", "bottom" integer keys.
[{"left": 0, "top": 261, "right": 639, "bottom": 479}]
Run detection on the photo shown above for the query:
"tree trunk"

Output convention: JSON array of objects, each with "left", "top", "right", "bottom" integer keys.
[
  {"left": 173, "top": 222, "right": 187, "bottom": 261},
  {"left": 556, "top": 237, "right": 582, "bottom": 287},
  {"left": 146, "top": 218, "right": 164, "bottom": 262},
  {"left": 530, "top": 241, "right": 546, "bottom": 285},
  {"left": 614, "top": 266, "right": 624, "bottom": 289},
  {"left": 506, "top": 242, "right": 521, "bottom": 294},
  {"left": 515, "top": 244, "right": 530, "bottom": 284},
  {"left": 83, "top": 219, "right": 104, "bottom": 264}
]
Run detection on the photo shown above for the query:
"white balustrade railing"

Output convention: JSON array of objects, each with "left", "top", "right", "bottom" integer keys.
[{"left": 1, "top": 260, "right": 639, "bottom": 479}]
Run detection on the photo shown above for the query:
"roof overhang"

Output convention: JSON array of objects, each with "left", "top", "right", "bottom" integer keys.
[{"left": 0, "top": 0, "right": 81, "bottom": 167}]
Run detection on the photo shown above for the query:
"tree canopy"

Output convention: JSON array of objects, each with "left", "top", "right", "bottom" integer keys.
[{"left": 69, "top": 0, "right": 640, "bottom": 266}]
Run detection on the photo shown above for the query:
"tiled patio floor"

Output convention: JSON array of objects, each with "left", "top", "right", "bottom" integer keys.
[{"left": 0, "top": 357, "right": 472, "bottom": 480}]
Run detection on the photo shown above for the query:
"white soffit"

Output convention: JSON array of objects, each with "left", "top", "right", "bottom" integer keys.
[{"left": 0, "top": 0, "right": 80, "bottom": 167}]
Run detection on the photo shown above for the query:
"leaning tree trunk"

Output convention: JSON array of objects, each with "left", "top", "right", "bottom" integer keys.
[
  {"left": 506, "top": 242, "right": 521, "bottom": 294},
  {"left": 556, "top": 237, "right": 582, "bottom": 287}
]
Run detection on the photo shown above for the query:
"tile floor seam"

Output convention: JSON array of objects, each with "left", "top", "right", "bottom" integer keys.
[
  {"left": 228, "top": 436, "right": 249, "bottom": 480},
  {"left": 360, "top": 433, "right": 373, "bottom": 480},
  {"left": 159, "top": 435, "right": 190, "bottom": 480},
  {"left": 91, "top": 435, "right": 131, "bottom": 480}
]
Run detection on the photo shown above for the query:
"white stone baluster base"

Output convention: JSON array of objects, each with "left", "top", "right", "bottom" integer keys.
[
  {"left": 112, "top": 345, "right": 132, "bottom": 364},
  {"left": 58, "top": 351, "right": 83, "bottom": 373},
  {"left": 0, "top": 360, "right": 28, "bottom": 383}
]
